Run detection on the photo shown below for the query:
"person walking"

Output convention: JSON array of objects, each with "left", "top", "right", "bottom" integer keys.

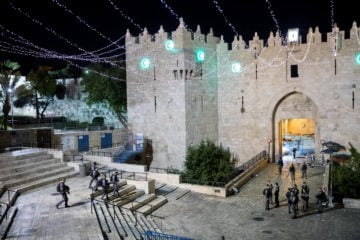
[
  {"left": 89, "top": 167, "right": 100, "bottom": 190},
  {"left": 110, "top": 171, "right": 120, "bottom": 197},
  {"left": 301, "top": 162, "right": 308, "bottom": 179},
  {"left": 56, "top": 178, "right": 70, "bottom": 209},
  {"left": 274, "top": 182, "right": 280, "bottom": 207},
  {"left": 99, "top": 175, "right": 109, "bottom": 200},
  {"left": 301, "top": 182, "right": 310, "bottom": 212},
  {"left": 277, "top": 157, "right": 284, "bottom": 174},
  {"left": 288, "top": 163, "right": 296, "bottom": 184}
]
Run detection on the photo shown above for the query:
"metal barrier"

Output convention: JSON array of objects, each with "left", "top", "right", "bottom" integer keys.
[{"left": 144, "top": 230, "right": 193, "bottom": 240}]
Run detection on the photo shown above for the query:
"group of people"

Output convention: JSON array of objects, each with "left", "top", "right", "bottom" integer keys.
[
  {"left": 264, "top": 158, "right": 328, "bottom": 218},
  {"left": 88, "top": 162, "right": 120, "bottom": 200},
  {"left": 263, "top": 180, "right": 280, "bottom": 210},
  {"left": 55, "top": 162, "right": 122, "bottom": 209}
]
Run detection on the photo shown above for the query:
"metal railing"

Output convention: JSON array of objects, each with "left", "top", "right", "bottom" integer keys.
[{"left": 144, "top": 230, "right": 193, "bottom": 240}]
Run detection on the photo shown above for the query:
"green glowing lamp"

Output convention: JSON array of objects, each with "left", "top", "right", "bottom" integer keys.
[
  {"left": 165, "top": 40, "right": 175, "bottom": 51},
  {"left": 356, "top": 52, "right": 360, "bottom": 65},
  {"left": 140, "top": 57, "right": 151, "bottom": 69},
  {"left": 195, "top": 48, "right": 205, "bottom": 62},
  {"left": 231, "top": 63, "right": 241, "bottom": 73}
]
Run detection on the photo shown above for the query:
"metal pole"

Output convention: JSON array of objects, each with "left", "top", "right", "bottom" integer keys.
[
  {"left": 11, "top": 100, "right": 14, "bottom": 129},
  {"left": 328, "top": 154, "right": 334, "bottom": 207}
]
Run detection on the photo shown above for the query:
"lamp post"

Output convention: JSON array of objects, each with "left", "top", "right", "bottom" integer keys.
[
  {"left": 267, "top": 139, "right": 272, "bottom": 162},
  {"left": 320, "top": 139, "right": 325, "bottom": 165},
  {"left": 7, "top": 88, "right": 14, "bottom": 129}
]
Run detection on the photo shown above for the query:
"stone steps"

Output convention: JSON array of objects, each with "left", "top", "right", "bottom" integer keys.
[
  {"left": 11, "top": 171, "right": 78, "bottom": 193},
  {"left": 0, "top": 206, "right": 18, "bottom": 240},
  {"left": 92, "top": 201, "right": 120, "bottom": 239},
  {"left": 0, "top": 161, "right": 67, "bottom": 182},
  {"left": 0, "top": 153, "right": 53, "bottom": 168},
  {"left": 122, "top": 194, "right": 156, "bottom": 211},
  {"left": 136, "top": 196, "right": 167, "bottom": 216},
  {"left": 114, "top": 190, "right": 145, "bottom": 207},
  {"left": 0, "top": 158, "right": 60, "bottom": 176}
]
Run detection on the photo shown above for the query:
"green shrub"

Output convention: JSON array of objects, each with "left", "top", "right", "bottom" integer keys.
[
  {"left": 182, "top": 140, "right": 236, "bottom": 185},
  {"left": 92, "top": 117, "right": 104, "bottom": 126},
  {"left": 332, "top": 143, "right": 360, "bottom": 199}
]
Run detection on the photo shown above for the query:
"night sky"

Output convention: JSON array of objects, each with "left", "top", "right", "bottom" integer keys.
[{"left": 0, "top": 0, "right": 358, "bottom": 74}]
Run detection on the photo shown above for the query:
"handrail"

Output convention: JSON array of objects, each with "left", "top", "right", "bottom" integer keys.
[{"left": 0, "top": 201, "right": 9, "bottom": 221}]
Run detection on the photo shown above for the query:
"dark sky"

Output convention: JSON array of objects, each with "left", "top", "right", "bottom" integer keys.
[{"left": 0, "top": 0, "right": 358, "bottom": 74}]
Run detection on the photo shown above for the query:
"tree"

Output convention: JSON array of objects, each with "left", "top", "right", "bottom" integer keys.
[
  {"left": 15, "top": 66, "right": 57, "bottom": 121},
  {"left": 81, "top": 63, "right": 127, "bottom": 127},
  {"left": 182, "top": 140, "right": 236, "bottom": 186},
  {"left": 332, "top": 143, "right": 360, "bottom": 199},
  {"left": 0, "top": 60, "right": 21, "bottom": 130}
]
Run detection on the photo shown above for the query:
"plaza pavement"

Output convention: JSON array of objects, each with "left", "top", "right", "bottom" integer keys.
[{"left": 5, "top": 159, "right": 360, "bottom": 240}]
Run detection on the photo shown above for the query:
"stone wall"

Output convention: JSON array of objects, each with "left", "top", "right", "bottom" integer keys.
[{"left": 126, "top": 19, "right": 360, "bottom": 170}]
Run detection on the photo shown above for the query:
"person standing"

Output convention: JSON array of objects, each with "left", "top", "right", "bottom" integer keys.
[
  {"left": 277, "top": 157, "right": 284, "bottom": 174},
  {"left": 263, "top": 184, "right": 271, "bottom": 211},
  {"left": 285, "top": 188, "right": 292, "bottom": 214},
  {"left": 301, "top": 182, "right": 310, "bottom": 212},
  {"left": 292, "top": 147, "right": 297, "bottom": 159},
  {"left": 292, "top": 184, "right": 299, "bottom": 212},
  {"left": 316, "top": 187, "right": 326, "bottom": 213},
  {"left": 110, "top": 171, "right": 120, "bottom": 196},
  {"left": 274, "top": 182, "right": 280, "bottom": 208},
  {"left": 301, "top": 162, "right": 308, "bottom": 179},
  {"left": 56, "top": 178, "right": 70, "bottom": 209},
  {"left": 267, "top": 180, "right": 274, "bottom": 205}
]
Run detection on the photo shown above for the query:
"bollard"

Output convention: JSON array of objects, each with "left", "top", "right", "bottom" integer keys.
[{"left": 79, "top": 163, "right": 86, "bottom": 177}]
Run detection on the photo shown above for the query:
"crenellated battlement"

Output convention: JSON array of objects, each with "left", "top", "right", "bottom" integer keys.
[{"left": 126, "top": 18, "right": 360, "bottom": 54}]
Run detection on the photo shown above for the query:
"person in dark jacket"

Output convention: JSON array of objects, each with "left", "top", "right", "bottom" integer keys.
[
  {"left": 110, "top": 171, "right": 120, "bottom": 196},
  {"left": 56, "top": 178, "right": 70, "bottom": 209},
  {"left": 274, "top": 182, "right": 280, "bottom": 207},
  {"left": 99, "top": 175, "right": 109, "bottom": 200}
]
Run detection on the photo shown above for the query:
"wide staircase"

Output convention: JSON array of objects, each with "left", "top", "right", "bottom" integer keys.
[
  {"left": 0, "top": 148, "right": 78, "bottom": 239},
  {"left": 90, "top": 179, "right": 168, "bottom": 240}
]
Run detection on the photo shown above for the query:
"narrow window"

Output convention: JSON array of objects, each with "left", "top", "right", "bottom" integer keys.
[{"left": 290, "top": 65, "right": 299, "bottom": 78}]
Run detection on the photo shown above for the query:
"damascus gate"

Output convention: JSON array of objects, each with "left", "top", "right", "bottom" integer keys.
[{"left": 126, "top": 18, "right": 360, "bottom": 170}]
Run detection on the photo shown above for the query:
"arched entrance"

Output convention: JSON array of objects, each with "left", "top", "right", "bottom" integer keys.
[{"left": 272, "top": 92, "right": 320, "bottom": 162}]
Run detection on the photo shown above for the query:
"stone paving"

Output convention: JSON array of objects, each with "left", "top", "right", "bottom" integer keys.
[{"left": 4, "top": 159, "right": 360, "bottom": 240}]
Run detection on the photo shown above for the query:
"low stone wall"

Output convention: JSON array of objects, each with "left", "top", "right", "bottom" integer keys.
[
  {"left": 83, "top": 155, "right": 146, "bottom": 172},
  {"left": 147, "top": 172, "right": 228, "bottom": 198},
  {"left": 343, "top": 198, "right": 360, "bottom": 208},
  {"left": 225, "top": 158, "right": 269, "bottom": 195}
]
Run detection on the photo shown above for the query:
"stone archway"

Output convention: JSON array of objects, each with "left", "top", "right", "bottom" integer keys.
[{"left": 271, "top": 92, "right": 320, "bottom": 162}]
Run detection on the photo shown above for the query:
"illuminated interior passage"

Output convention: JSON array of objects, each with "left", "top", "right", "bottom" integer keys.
[{"left": 279, "top": 118, "right": 315, "bottom": 158}]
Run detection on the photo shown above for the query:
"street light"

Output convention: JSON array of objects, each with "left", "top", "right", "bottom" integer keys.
[
  {"left": 320, "top": 139, "right": 325, "bottom": 165},
  {"left": 267, "top": 139, "right": 272, "bottom": 162},
  {"left": 7, "top": 88, "right": 14, "bottom": 129}
]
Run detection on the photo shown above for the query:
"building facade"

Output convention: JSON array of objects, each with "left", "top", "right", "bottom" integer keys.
[{"left": 126, "top": 18, "right": 360, "bottom": 170}]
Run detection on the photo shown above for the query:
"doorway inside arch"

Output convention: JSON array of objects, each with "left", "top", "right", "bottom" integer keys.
[{"left": 279, "top": 118, "right": 315, "bottom": 162}]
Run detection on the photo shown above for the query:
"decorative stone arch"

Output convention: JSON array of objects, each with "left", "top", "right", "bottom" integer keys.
[{"left": 267, "top": 88, "right": 321, "bottom": 162}]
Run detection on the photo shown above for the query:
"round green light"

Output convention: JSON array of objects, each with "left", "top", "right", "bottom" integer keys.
[
  {"left": 165, "top": 40, "right": 175, "bottom": 51},
  {"left": 231, "top": 63, "right": 241, "bottom": 73},
  {"left": 195, "top": 48, "right": 205, "bottom": 62},
  {"left": 356, "top": 52, "right": 360, "bottom": 65},
  {"left": 140, "top": 58, "right": 151, "bottom": 69}
]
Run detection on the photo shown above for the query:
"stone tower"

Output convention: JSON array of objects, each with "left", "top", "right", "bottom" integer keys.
[{"left": 126, "top": 19, "right": 360, "bottom": 170}]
